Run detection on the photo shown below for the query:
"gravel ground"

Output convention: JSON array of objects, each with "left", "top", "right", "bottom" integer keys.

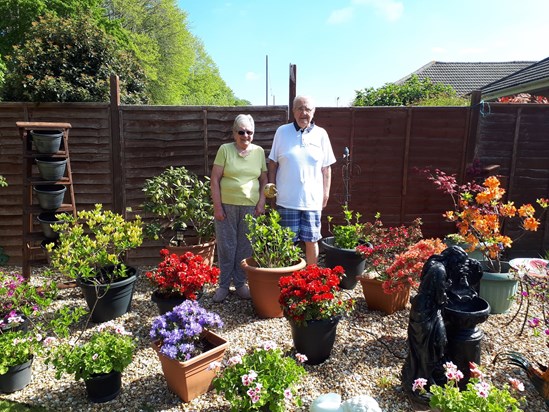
[{"left": 1, "top": 264, "right": 548, "bottom": 412}]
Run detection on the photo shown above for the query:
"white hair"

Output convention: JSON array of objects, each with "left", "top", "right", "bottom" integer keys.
[{"left": 233, "top": 114, "right": 255, "bottom": 131}]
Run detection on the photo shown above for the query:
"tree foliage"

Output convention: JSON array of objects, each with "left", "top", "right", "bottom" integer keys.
[
  {"left": 2, "top": 13, "right": 149, "bottom": 103},
  {"left": 353, "top": 75, "right": 459, "bottom": 107},
  {"left": 0, "top": 0, "right": 247, "bottom": 105}
]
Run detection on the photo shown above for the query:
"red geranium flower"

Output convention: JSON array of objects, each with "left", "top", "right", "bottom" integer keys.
[
  {"left": 279, "top": 265, "right": 354, "bottom": 326},
  {"left": 145, "top": 249, "right": 220, "bottom": 300}
]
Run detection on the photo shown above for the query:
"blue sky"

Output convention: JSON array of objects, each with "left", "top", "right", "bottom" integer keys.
[{"left": 179, "top": 0, "right": 549, "bottom": 107}]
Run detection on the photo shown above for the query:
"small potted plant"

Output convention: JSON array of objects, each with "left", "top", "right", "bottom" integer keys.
[
  {"left": 0, "top": 271, "right": 85, "bottom": 393},
  {"left": 1, "top": 271, "right": 57, "bottom": 330},
  {"left": 279, "top": 265, "right": 355, "bottom": 365},
  {"left": 149, "top": 300, "right": 226, "bottom": 402},
  {"left": 241, "top": 209, "right": 305, "bottom": 318},
  {"left": 45, "top": 321, "right": 136, "bottom": 403},
  {"left": 322, "top": 205, "right": 368, "bottom": 289},
  {"left": 412, "top": 361, "right": 525, "bottom": 411},
  {"left": 146, "top": 249, "right": 220, "bottom": 314},
  {"left": 356, "top": 216, "right": 423, "bottom": 314},
  {"left": 425, "top": 169, "right": 549, "bottom": 313},
  {"left": 141, "top": 166, "right": 216, "bottom": 263},
  {"left": 47, "top": 203, "right": 143, "bottom": 322},
  {"left": 212, "top": 340, "right": 307, "bottom": 412}
]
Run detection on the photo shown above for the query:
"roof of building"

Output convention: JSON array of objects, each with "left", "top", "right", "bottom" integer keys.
[
  {"left": 395, "top": 61, "right": 536, "bottom": 96},
  {"left": 481, "top": 57, "right": 549, "bottom": 99}
]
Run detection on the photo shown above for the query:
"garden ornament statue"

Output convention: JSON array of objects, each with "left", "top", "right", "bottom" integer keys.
[{"left": 402, "top": 246, "right": 490, "bottom": 404}]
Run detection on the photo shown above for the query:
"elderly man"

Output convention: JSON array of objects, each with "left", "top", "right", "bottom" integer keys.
[{"left": 268, "top": 95, "right": 336, "bottom": 265}]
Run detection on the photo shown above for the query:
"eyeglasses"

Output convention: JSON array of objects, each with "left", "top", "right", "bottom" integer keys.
[{"left": 238, "top": 130, "right": 254, "bottom": 136}]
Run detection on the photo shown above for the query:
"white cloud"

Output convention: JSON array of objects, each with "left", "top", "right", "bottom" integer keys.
[
  {"left": 245, "top": 71, "right": 260, "bottom": 81},
  {"left": 352, "top": 0, "right": 404, "bottom": 22},
  {"left": 327, "top": 7, "right": 354, "bottom": 25}
]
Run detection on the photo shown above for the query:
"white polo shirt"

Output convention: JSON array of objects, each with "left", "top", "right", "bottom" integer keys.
[{"left": 269, "top": 122, "right": 336, "bottom": 211}]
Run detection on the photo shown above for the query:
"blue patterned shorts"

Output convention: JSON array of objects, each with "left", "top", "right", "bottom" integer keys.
[{"left": 277, "top": 207, "right": 322, "bottom": 242}]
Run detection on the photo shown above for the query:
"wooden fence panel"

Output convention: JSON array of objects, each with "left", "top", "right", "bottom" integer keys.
[
  {"left": 476, "top": 103, "right": 549, "bottom": 258},
  {"left": 0, "top": 101, "right": 547, "bottom": 266}
]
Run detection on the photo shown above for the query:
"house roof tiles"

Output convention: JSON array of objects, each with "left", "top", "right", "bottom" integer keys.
[
  {"left": 481, "top": 57, "right": 549, "bottom": 97},
  {"left": 395, "top": 61, "right": 536, "bottom": 96}
]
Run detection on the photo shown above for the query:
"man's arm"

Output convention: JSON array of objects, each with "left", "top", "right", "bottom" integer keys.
[
  {"left": 321, "top": 165, "right": 331, "bottom": 208},
  {"left": 267, "top": 160, "right": 278, "bottom": 184}
]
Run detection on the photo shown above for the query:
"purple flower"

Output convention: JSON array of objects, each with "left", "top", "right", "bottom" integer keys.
[{"left": 150, "top": 300, "right": 223, "bottom": 361}]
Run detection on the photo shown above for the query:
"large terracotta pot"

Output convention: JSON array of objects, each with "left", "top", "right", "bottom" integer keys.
[
  {"left": 166, "top": 239, "right": 216, "bottom": 267},
  {"left": 359, "top": 277, "right": 410, "bottom": 315},
  {"left": 151, "top": 329, "right": 228, "bottom": 402},
  {"left": 241, "top": 258, "right": 306, "bottom": 318}
]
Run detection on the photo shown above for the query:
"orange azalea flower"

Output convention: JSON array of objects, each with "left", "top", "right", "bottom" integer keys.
[
  {"left": 518, "top": 203, "right": 535, "bottom": 218},
  {"left": 484, "top": 176, "right": 500, "bottom": 189},
  {"left": 523, "top": 217, "right": 540, "bottom": 231},
  {"left": 432, "top": 172, "right": 548, "bottom": 272},
  {"left": 500, "top": 202, "right": 517, "bottom": 217}
]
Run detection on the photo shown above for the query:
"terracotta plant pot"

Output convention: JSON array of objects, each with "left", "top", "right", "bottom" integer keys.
[
  {"left": 166, "top": 239, "right": 216, "bottom": 267},
  {"left": 151, "top": 329, "right": 228, "bottom": 402},
  {"left": 241, "top": 257, "right": 306, "bottom": 318},
  {"left": 359, "top": 277, "right": 411, "bottom": 315}
]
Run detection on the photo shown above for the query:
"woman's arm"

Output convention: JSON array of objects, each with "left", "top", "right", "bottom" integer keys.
[{"left": 210, "top": 164, "right": 225, "bottom": 221}]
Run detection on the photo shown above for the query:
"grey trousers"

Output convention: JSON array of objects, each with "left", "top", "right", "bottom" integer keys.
[{"left": 215, "top": 204, "right": 255, "bottom": 289}]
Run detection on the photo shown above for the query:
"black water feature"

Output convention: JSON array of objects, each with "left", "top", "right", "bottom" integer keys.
[
  {"left": 402, "top": 246, "right": 490, "bottom": 404},
  {"left": 444, "top": 296, "right": 490, "bottom": 388}
]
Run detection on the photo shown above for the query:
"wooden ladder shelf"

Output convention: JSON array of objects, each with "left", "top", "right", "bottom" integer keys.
[{"left": 17, "top": 122, "right": 77, "bottom": 279}]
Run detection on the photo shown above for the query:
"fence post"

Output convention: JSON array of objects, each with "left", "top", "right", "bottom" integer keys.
[
  {"left": 464, "top": 90, "right": 482, "bottom": 170},
  {"left": 109, "top": 74, "right": 124, "bottom": 215}
]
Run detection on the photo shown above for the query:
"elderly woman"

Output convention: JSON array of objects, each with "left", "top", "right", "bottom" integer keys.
[{"left": 210, "top": 114, "right": 267, "bottom": 303}]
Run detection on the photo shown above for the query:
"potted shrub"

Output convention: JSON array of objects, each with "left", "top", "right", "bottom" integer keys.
[
  {"left": 212, "top": 341, "right": 307, "bottom": 412},
  {"left": 279, "top": 265, "right": 355, "bottom": 365},
  {"left": 0, "top": 271, "right": 85, "bottom": 393},
  {"left": 146, "top": 249, "right": 220, "bottom": 314},
  {"left": 425, "top": 169, "right": 549, "bottom": 313},
  {"left": 355, "top": 216, "right": 423, "bottom": 314},
  {"left": 45, "top": 321, "right": 136, "bottom": 403},
  {"left": 241, "top": 209, "right": 305, "bottom": 318},
  {"left": 321, "top": 205, "right": 368, "bottom": 289},
  {"left": 47, "top": 203, "right": 143, "bottom": 322},
  {"left": 149, "top": 300, "right": 226, "bottom": 402},
  {"left": 141, "top": 166, "right": 216, "bottom": 264}
]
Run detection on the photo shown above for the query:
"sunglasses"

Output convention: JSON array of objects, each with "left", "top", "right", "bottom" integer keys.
[{"left": 238, "top": 130, "right": 254, "bottom": 136}]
